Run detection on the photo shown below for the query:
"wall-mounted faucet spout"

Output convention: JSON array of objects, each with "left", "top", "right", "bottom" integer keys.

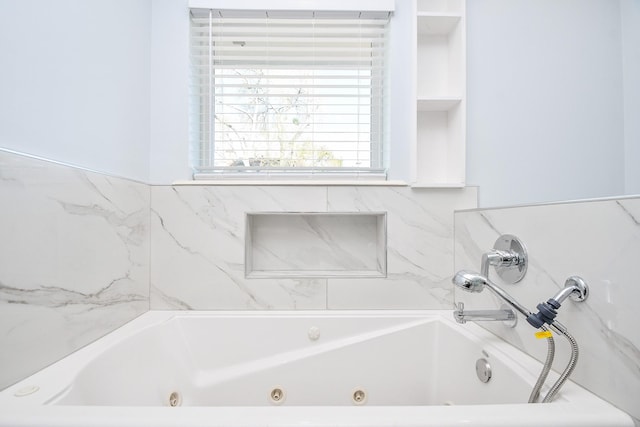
[{"left": 453, "top": 302, "right": 517, "bottom": 326}]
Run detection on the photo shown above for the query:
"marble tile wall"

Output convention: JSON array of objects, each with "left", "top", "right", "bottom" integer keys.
[
  {"left": 0, "top": 149, "right": 477, "bottom": 390},
  {"left": 7, "top": 141, "right": 637, "bottom": 420},
  {"left": 0, "top": 150, "right": 150, "bottom": 390},
  {"left": 454, "top": 197, "right": 640, "bottom": 420},
  {"left": 150, "top": 185, "right": 478, "bottom": 310}
]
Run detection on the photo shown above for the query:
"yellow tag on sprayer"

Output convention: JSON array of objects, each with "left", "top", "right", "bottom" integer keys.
[{"left": 535, "top": 330, "right": 553, "bottom": 339}]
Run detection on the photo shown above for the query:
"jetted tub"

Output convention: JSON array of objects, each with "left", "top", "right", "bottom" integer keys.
[{"left": 0, "top": 310, "right": 633, "bottom": 427}]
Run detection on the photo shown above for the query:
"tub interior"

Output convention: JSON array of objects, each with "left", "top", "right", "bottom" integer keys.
[{"left": 47, "top": 313, "right": 536, "bottom": 407}]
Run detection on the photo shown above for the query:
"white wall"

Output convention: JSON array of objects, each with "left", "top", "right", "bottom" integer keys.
[
  {"left": 1, "top": 0, "right": 636, "bottom": 202},
  {"left": 622, "top": 0, "right": 640, "bottom": 195},
  {"left": 149, "top": 0, "right": 191, "bottom": 184},
  {"left": 148, "top": 0, "right": 637, "bottom": 197},
  {"left": 386, "top": 0, "right": 415, "bottom": 183},
  {"left": 0, "top": 0, "right": 152, "bottom": 183},
  {"left": 466, "top": 0, "right": 627, "bottom": 208}
]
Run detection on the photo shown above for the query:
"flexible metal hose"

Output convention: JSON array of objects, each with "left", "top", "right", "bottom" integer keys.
[
  {"left": 528, "top": 325, "right": 555, "bottom": 403},
  {"left": 542, "top": 326, "right": 579, "bottom": 403}
]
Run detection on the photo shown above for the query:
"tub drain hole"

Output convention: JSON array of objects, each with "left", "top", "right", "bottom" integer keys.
[{"left": 168, "top": 391, "right": 181, "bottom": 407}]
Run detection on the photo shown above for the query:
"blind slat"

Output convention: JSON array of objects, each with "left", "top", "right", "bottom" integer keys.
[{"left": 190, "top": 10, "right": 388, "bottom": 176}]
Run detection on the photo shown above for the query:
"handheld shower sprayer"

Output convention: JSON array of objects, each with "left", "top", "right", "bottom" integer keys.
[{"left": 452, "top": 270, "right": 533, "bottom": 319}]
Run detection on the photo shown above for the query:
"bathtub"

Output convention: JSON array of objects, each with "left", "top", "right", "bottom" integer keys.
[{"left": 0, "top": 310, "right": 633, "bottom": 427}]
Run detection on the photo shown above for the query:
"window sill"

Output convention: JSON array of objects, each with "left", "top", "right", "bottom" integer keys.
[{"left": 171, "top": 180, "right": 409, "bottom": 187}]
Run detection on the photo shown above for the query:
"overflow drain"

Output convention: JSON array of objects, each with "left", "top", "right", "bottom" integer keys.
[
  {"left": 476, "top": 358, "right": 492, "bottom": 383},
  {"left": 269, "top": 387, "right": 286, "bottom": 405},
  {"left": 352, "top": 388, "right": 367, "bottom": 405},
  {"left": 168, "top": 391, "right": 182, "bottom": 407}
]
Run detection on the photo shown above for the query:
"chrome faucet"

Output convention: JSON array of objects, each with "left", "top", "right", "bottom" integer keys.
[
  {"left": 480, "top": 234, "right": 528, "bottom": 284},
  {"left": 453, "top": 301, "right": 516, "bottom": 325},
  {"left": 481, "top": 249, "right": 524, "bottom": 278},
  {"left": 452, "top": 270, "right": 532, "bottom": 324},
  {"left": 452, "top": 269, "right": 590, "bottom": 333},
  {"left": 452, "top": 263, "right": 590, "bottom": 404},
  {"left": 453, "top": 235, "right": 529, "bottom": 325}
]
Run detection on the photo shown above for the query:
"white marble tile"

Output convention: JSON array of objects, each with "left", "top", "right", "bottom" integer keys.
[
  {"left": 150, "top": 186, "right": 328, "bottom": 309},
  {"left": 151, "top": 185, "right": 477, "bottom": 310},
  {"left": 454, "top": 196, "right": 640, "bottom": 420},
  {"left": 0, "top": 150, "right": 150, "bottom": 389},
  {"left": 327, "top": 187, "right": 478, "bottom": 309}
]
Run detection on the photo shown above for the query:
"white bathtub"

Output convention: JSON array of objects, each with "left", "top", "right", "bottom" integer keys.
[{"left": 0, "top": 310, "right": 633, "bottom": 427}]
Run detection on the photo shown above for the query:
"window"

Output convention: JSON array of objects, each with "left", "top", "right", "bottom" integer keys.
[{"left": 189, "top": 9, "right": 390, "bottom": 179}]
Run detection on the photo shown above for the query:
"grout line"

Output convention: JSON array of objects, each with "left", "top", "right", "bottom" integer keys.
[
  {"left": 326, "top": 186, "right": 329, "bottom": 212},
  {"left": 148, "top": 185, "right": 153, "bottom": 312},
  {"left": 325, "top": 186, "right": 329, "bottom": 310},
  {"left": 325, "top": 278, "right": 330, "bottom": 310}
]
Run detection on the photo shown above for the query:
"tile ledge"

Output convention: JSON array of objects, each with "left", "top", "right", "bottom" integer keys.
[
  {"left": 171, "top": 180, "right": 409, "bottom": 187},
  {"left": 246, "top": 271, "right": 387, "bottom": 279}
]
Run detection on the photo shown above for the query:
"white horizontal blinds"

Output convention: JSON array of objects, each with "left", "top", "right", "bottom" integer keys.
[{"left": 190, "top": 10, "right": 389, "bottom": 177}]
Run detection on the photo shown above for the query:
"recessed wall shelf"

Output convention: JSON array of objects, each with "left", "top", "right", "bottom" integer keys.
[
  {"left": 417, "top": 13, "right": 461, "bottom": 35},
  {"left": 245, "top": 212, "right": 387, "bottom": 278},
  {"left": 417, "top": 97, "right": 462, "bottom": 112},
  {"left": 414, "top": 0, "right": 466, "bottom": 187}
]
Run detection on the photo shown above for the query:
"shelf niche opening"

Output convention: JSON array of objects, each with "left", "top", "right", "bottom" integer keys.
[{"left": 245, "top": 212, "right": 387, "bottom": 278}]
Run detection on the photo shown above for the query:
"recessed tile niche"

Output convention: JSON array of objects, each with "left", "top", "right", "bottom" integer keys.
[{"left": 245, "top": 212, "right": 387, "bottom": 278}]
